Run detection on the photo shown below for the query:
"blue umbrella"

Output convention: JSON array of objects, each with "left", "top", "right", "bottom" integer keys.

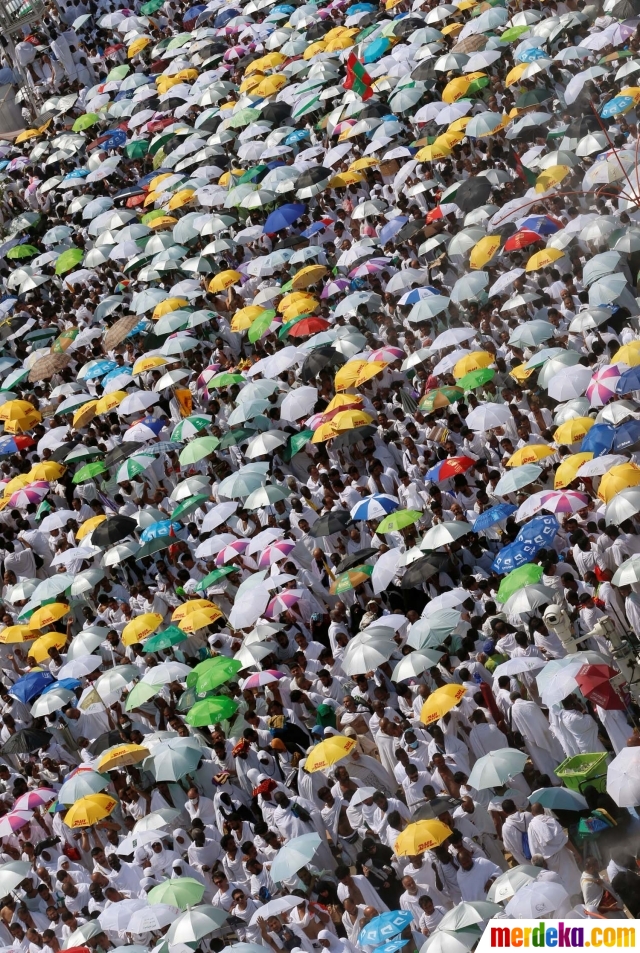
[
  {"left": 64, "top": 169, "right": 89, "bottom": 180},
  {"left": 363, "top": 36, "right": 391, "bottom": 62},
  {"left": 349, "top": 1, "right": 376, "bottom": 9},
  {"left": 517, "top": 47, "right": 548, "bottom": 62},
  {"left": 491, "top": 518, "right": 558, "bottom": 573},
  {"left": 350, "top": 494, "right": 398, "bottom": 520},
  {"left": 263, "top": 203, "right": 306, "bottom": 233},
  {"left": 43, "top": 678, "right": 81, "bottom": 694},
  {"left": 214, "top": 6, "right": 241, "bottom": 24},
  {"left": 613, "top": 419, "right": 640, "bottom": 451},
  {"left": 581, "top": 422, "right": 614, "bottom": 456},
  {"left": 472, "top": 503, "right": 517, "bottom": 532},
  {"left": 101, "top": 365, "right": 133, "bottom": 388},
  {"left": 140, "top": 519, "right": 181, "bottom": 543},
  {"left": 301, "top": 222, "right": 327, "bottom": 238},
  {"left": 272, "top": 3, "right": 295, "bottom": 11},
  {"left": 184, "top": 3, "right": 206, "bottom": 18},
  {"left": 10, "top": 671, "right": 55, "bottom": 704},
  {"left": 284, "top": 129, "right": 309, "bottom": 145},
  {"left": 0, "top": 436, "right": 23, "bottom": 454},
  {"left": 616, "top": 366, "right": 640, "bottom": 394},
  {"left": 359, "top": 912, "right": 413, "bottom": 947},
  {"left": 101, "top": 130, "right": 127, "bottom": 150},
  {"left": 137, "top": 416, "right": 164, "bottom": 435},
  {"left": 601, "top": 95, "right": 634, "bottom": 118},
  {"left": 516, "top": 514, "right": 559, "bottom": 546},
  {"left": 529, "top": 786, "right": 588, "bottom": 810},
  {"left": 520, "top": 215, "right": 561, "bottom": 235},
  {"left": 378, "top": 216, "right": 407, "bottom": 245},
  {"left": 79, "top": 360, "right": 117, "bottom": 381}
]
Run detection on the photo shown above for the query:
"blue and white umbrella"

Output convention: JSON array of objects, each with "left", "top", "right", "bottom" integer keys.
[{"left": 350, "top": 494, "right": 399, "bottom": 521}]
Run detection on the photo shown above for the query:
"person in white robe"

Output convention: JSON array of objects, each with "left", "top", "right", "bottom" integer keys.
[
  {"left": 595, "top": 705, "right": 633, "bottom": 754},
  {"left": 272, "top": 792, "right": 334, "bottom": 871},
  {"left": 527, "top": 804, "right": 583, "bottom": 899},
  {"left": 468, "top": 712, "right": 509, "bottom": 758},
  {"left": 500, "top": 801, "right": 534, "bottom": 867},
  {"left": 509, "top": 695, "right": 564, "bottom": 782},
  {"left": 454, "top": 797, "right": 508, "bottom": 870},
  {"left": 455, "top": 850, "right": 502, "bottom": 901},
  {"left": 558, "top": 699, "right": 606, "bottom": 754}
]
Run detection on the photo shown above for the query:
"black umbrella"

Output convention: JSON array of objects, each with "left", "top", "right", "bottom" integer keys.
[
  {"left": 1, "top": 729, "right": 52, "bottom": 755},
  {"left": 412, "top": 796, "right": 461, "bottom": 821},
  {"left": 331, "top": 425, "right": 377, "bottom": 449},
  {"left": 91, "top": 515, "right": 138, "bottom": 548},
  {"left": 296, "top": 167, "right": 333, "bottom": 198},
  {"left": 401, "top": 554, "right": 450, "bottom": 589},
  {"left": 88, "top": 730, "right": 124, "bottom": 756},
  {"left": 515, "top": 88, "right": 552, "bottom": 108},
  {"left": 358, "top": 101, "right": 389, "bottom": 119},
  {"left": 261, "top": 102, "right": 291, "bottom": 123},
  {"left": 394, "top": 16, "right": 425, "bottom": 36},
  {"left": 454, "top": 176, "right": 492, "bottom": 213},
  {"left": 566, "top": 114, "right": 600, "bottom": 138},
  {"left": 309, "top": 510, "right": 351, "bottom": 538},
  {"left": 273, "top": 235, "right": 308, "bottom": 250},
  {"left": 306, "top": 19, "right": 333, "bottom": 39},
  {"left": 411, "top": 61, "right": 436, "bottom": 81},
  {"left": 612, "top": 0, "right": 640, "bottom": 15},
  {"left": 339, "top": 548, "right": 379, "bottom": 572},
  {"left": 493, "top": 222, "right": 518, "bottom": 242},
  {"left": 301, "top": 345, "right": 346, "bottom": 383},
  {"left": 395, "top": 220, "right": 426, "bottom": 244},
  {"left": 104, "top": 442, "right": 145, "bottom": 469}
]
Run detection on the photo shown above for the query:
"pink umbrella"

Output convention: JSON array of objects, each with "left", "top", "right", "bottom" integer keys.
[
  {"left": 306, "top": 413, "right": 326, "bottom": 430},
  {"left": 539, "top": 490, "right": 590, "bottom": 514},
  {"left": 265, "top": 590, "right": 303, "bottom": 618},
  {"left": 586, "top": 364, "right": 623, "bottom": 406},
  {"left": 349, "top": 258, "right": 391, "bottom": 278},
  {"left": 196, "top": 364, "right": 221, "bottom": 391},
  {"left": 242, "top": 669, "right": 286, "bottom": 689},
  {"left": 370, "top": 347, "right": 405, "bottom": 363},
  {"left": 321, "top": 279, "right": 350, "bottom": 298},
  {"left": 257, "top": 540, "right": 296, "bottom": 569},
  {"left": 9, "top": 481, "right": 50, "bottom": 508},
  {"left": 13, "top": 788, "right": 57, "bottom": 811},
  {"left": 0, "top": 811, "right": 33, "bottom": 837},
  {"left": 216, "top": 539, "right": 250, "bottom": 566}
]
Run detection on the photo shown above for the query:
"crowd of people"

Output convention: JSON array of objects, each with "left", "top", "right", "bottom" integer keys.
[{"left": 0, "top": 0, "right": 639, "bottom": 944}]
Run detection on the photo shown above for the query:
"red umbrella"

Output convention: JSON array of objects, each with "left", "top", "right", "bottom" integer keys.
[
  {"left": 286, "top": 317, "right": 330, "bottom": 337},
  {"left": 575, "top": 664, "right": 626, "bottom": 710},
  {"left": 429, "top": 456, "right": 476, "bottom": 480},
  {"left": 126, "top": 194, "right": 146, "bottom": 208},
  {"left": 504, "top": 229, "right": 544, "bottom": 252}
]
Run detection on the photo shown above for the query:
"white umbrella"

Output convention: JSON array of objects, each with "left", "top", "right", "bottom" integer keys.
[
  {"left": 343, "top": 639, "right": 397, "bottom": 676},
  {"left": 141, "top": 662, "right": 192, "bottom": 686},
  {"left": 612, "top": 553, "right": 640, "bottom": 586},
  {"left": 607, "top": 747, "right": 640, "bottom": 807},
  {"left": 270, "top": 833, "right": 321, "bottom": 882},
  {"left": 57, "top": 656, "right": 102, "bottom": 680},
  {"left": 505, "top": 881, "right": 569, "bottom": 918},
  {"left": 547, "top": 365, "right": 592, "bottom": 400},
  {"left": 605, "top": 487, "right": 640, "bottom": 525},
  {"left": 99, "top": 900, "right": 147, "bottom": 933},
  {"left": 249, "top": 897, "right": 304, "bottom": 925},
  {"left": 467, "top": 750, "right": 528, "bottom": 789},
  {"left": 244, "top": 430, "right": 288, "bottom": 459},
  {"left": 465, "top": 403, "right": 511, "bottom": 431},
  {"left": 31, "top": 687, "right": 76, "bottom": 717},
  {"left": 228, "top": 584, "right": 271, "bottom": 629},
  {"left": 372, "top": 548, "right": 401, "bottom": 594},
  {"left": 280, "top": 386, "right": 317, "bottom": 420},
  {"left": 577, "top": 455, "right": 627, "bottom": 478},
  {"left": 67, "top": 628, "right": 108, "bottom": 660},
  {"left": 200, "top": 502, "right": 238, "bottom": 532},
  {"left": 487, "top": 865, "right": 542, "bottom": 902},
  {"left": 502, "top": 584, "right": 557, "bottom": 615},
  {"left": 166, "top": 906, "right": 229, "bottom": 945},
  {"left": 129, "top": 904, "right": 181, "bottom": 934},
  {"left": 492, "top": 657, "right": 546, "bottom": 680},
  {"left": 391, "top": 650, "right": 444, "bottom": 681},
  {"left": 421, "top": 521, "right": 472, "bottom": 549}
]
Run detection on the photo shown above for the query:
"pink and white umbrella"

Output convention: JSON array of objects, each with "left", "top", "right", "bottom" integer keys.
[
  {"left": 586, "top": 364, "right": 623, "bottom": 406},
  {"left": 369, "top": 346, "right": 405, "bottom": 363},
  {"left": 216, "top": 539, "right": 250, "bottom": 566},
  {"left": 257, "top": 540, "right": 296, "bottom": 569},
  {"left": 242, "top": 669, "right": 286, "bottom": 689},
  {"left": 9, "top": 481, "right": 50, "bottom": 508},
  {"left": 13, "top": 788, "right": 56, "bottom": 811},
  {"left": 539, "top": 490, "right": 590, "bottom": 514},
  {"left": 265, "top": 590, "right": 303, "bottom": 618},
  {"left": 0, "top": 811, "right": 33, "bottom": 837}
]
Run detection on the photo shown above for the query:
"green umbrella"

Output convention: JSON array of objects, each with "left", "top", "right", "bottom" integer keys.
[
  {"left": 8, "top": 212, "right": 40, "bottom": 235},
  {"left": 116, "top": 454, "right": 157, "bottom": 482},
  {"left": 419, "top": 386, "right": 464, "bottom": 412},
  {"left": 186, "top": 696, "right": 239, "bottom": 726},
  {"left": 457, "top": 368, "right": 495, "bottom": 391},
  {"left": 278, "top": 313, "right": 312, "bottom": 338},
  {"left": 331, "top": 564, "right": 373, "bottom": 595},
  {"left": 72, "top": 113, "right": 100, "bottom": 132},
  {"left": 186, "top": 657, "right": 242, "bottom": 691},
  {"left": 7, "top": 244, "right": 38, "bottom": 259},
  {"left": 226, "top": 107, "right": 260, "bottom": 128},
  {"left": 55, "top": 248, "right": 84, "bottom": 275},
  {"left": 73, "top": 461, "right": 107, "bottom": 484},
  {"left": 238, "top": 164, "right": 269, "bottom": 184},
  {"left": 516, "top": 89, "right": 552, "bottom": 107},
  {"left": 125, "top": 682, "right": 160, "bottom": 711},
  {"left": 282, "top": 429, "right": 313, "bottom": 462},
  {"left": 207, "top": 372, "right": 245, "bottom": 388},
  {"left": 219, "top": 427, "right": 253, "bottom": 449},
  {"left": 467, "top": 76, "right": 490, "bottom": 95},
  {"left": 171, "top": 415, "right": 212, "bottom": 442},
  {"left": 1, "top": 368, "right": 29, "bottom": 390},
  {"left": 291, "top": 94, "right": 321, "bottom": 119},
  {"left": 125, "top": 140, "right": 149, "bottom": 159},
  {"left": 141, "top": 0, "right": 164, "bottom": 12},
  {"left": 496, "top": 564, "right": 544, "bottom": 603},
  {"left": 178, "top": 437, "right": 220, "bottom": 465},
  {"left": 376, "top": 509, "right": 422, "bottom": 533},
  {"left": 280, "top": 279, "right": 294, "bottom": 293},
  {"left": 65, "top": 446, "right": 104, "bottom": 464},
  {"left": 248, "top": 309, "right": 276, "bottom": 343},
  {"left": 142, "top": 624, "right": 187, "bottom": 653},
  {"left": 171, "top": 493, "right": 211, "bottom": 521},
  {"left": 147, "top": 878, "right": 205, "bottom": 909},
  {"left": 166, "top": 32, "right": 193, "bottom": 49},
  {"left": 141, "top": 209, "right": 168, "bottom": 224},
  {"left": 195, "top": 566, "right": 236, "bottom": 592},
  {"left": 500, "top": 25, "right": 530, "bottom": 41},
  {"left": 107, "top": 65, "right": 130, "bottom": 81},
  {"left": 52, "top": 328, "right": 80, "bottom": 352}
]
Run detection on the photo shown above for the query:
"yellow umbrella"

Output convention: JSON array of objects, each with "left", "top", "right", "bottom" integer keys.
[
  {"left": 354, "top": 361, "right": 387, "bottom": 386},
  {"left": 0, "top": 625, "right": 40, "bottom": 644},
  {"left": 555, "top": 452, "right": 593, "bottom": 489},
  {"left": 149, "top": 173, "right": 173, "bottom": 191},
  {"left": 598, "top": 463, "right": 640, "bottom": 502},
  {"left": 245, "top": 52, "right": 286, "bottom": 73},
  {"left": 27, "top": 462, "right": 66, "bottom": 481},
  {"left": 420, "top": 684, "right": 466, "bottom": 725},
  {"left": 291, "top": 265, "right": 328, "bottom": 290},
  {"left": 209, "top": 270, "right": 242, "bottom": 293},
  {"left": 15, "top": 127, "right": 42, "bottom": 144},
  {"left": 0, "top": 400, "right": 39, "bottom": 422},
  {"left": 311, "top": 422, "right": 339, "bottom": 443},
  {"left": 152, "top": 297, "right": 188, "bottom": 319},
  {"left": 394, "top": 819, "right": 452, "bottom": 856},
  {"left": 167, "top": 189, "right": 195, "bottom": 211},
  {"left": 128, "top": 36, "right": 151, "bottom": 57},
  {"left": 172, "top": 69, "right": 198, "bottom": 83},
  {"left": 95, "top": 392, "right": 127, "bottom": 415},
  {"left": 453, "top": 351, "right": 493, "bottom": 380},
  {"left": 510, "top": 363, "right": 535, "bottom": 382},
  {"left": 144, "top": 188, "right": 165, "bottom": 207},
  {"left": 255, "top": 75, "right": 288, "bottom": 97},
  {"left": 448, "top": 116, "right": 471, "bottom": 133},
  {"left": 332, "top": 409, "right": 374, "bottom": 431},
  {"left": 178, "top": 605, "right": 223, "bottom": 632},
  {"left": 441, "top": 21, "right": 463, "bottom": 35},
  {"left": 133, "top": 355, "right": 168, "bottom": 375},
  {"left": 526, "top": 247, "right": 566, "bottom": 271},
  {"left": 2, "top": 474, "right": 30, "bottom": 497},
  {"left": 325, "top": 34, "right": 355, "bottom": 51},
  {"left": 469, "top": 235, "right": 501, "bottom": 270},
  {"left": 3, "top": 411, "right": 41, "bottom": 433},
  {"left": 65, "top": 794, "right": 118, "bottom": 829},
  {"left": 172, "top": 599, "right": 216, "bottom": 621},
  {"left": 535, "top": 164, "right": 570, "bottom": 193},
  {"left": 326, "top": 393, "right": 363, "bottom": 412},
  {"left": 305, "top": 735, "right": 357, "bottom": 772},
  {"left": 303, "top": 40, "right": 327, "bottom": 59},
  {"left": 148, "top": 215, "right": 178, "bottom": 230},
  {"left": 507, "top": 445, "right": 555, "bottom": 467},
  {"left": 350, "top": 157, "right": 379, "bottom": 171},
  {"left": 122, "top": 613, "right": 163, "bottom": 646},
  {"left": 612, "top": 344, "right": 640, "bottom": 366},
  {"left": 76, "top": 514, "right": 106, "bottom": 540},
  {"left": 231, "top": 305, "right": 266, "bottom": 331},
  {"left": 553, "top": 417, "right": 594, "bottom": 445},
  {"left": 620, "top": 85, "right": 640, "bottom": 102},
  {"left": 442, "top": 76, "right": 472, "bottom": 103},
  {"left": 240, "top": 74, "right": 263, "bottom": 94},
  {"left": 279, "top": 291, "right": 316, "bottom": 312},
  {"left": 97, "top": 744, "right": 149, "bottom": 772},
  {"left": 434, "top": 132, "right": 464, "bottom": 149},
  {"left": 416, "top": 143, "right": 452, "bottom": 162},
  {"left": 29, "top": 603, "right": 70, "bottom": 629},
  {"left": 506, "top": 63, "right": 528, "bottom": 86},
  {"left": 73, "top": 401, "right": 97, "bottom": 429},
  {"left": 328, "top": 172, "right": 364, "bottom": 188},
  {"left": 29, "top": 631, "right": 66, "bottom": 663},
  {"left": 335, "top": 360, "right": 370, "bottom": 391},
  {"left": 282, "top": 300, "right": 318, "bottom": 321}
]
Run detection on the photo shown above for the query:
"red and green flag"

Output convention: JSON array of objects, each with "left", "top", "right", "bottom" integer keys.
[
  {"left": 344, "top": 52, "right": 373, "bottom": 100},
  {"left": 514, "top": 152, "right": 537, "bottom": 187}
]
